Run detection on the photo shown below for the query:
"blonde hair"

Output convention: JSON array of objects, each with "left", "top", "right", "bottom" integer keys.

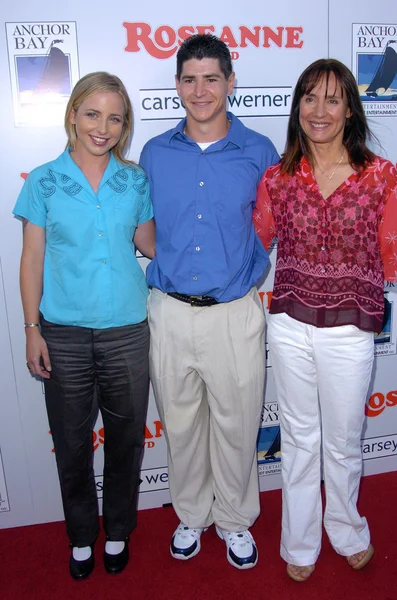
[{"left": 64, "top": 72, "right": 134, "bottom": 165}]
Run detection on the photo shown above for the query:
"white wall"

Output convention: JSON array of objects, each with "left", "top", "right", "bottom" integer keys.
[{"left": 1, "top": 0, "right": 396, "bottom": 527}]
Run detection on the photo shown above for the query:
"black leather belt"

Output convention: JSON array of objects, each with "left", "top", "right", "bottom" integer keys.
[{"left": 168, "top": 292, "right": 219, "bottom": 307}]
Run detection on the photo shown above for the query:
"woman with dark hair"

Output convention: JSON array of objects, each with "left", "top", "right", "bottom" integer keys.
[
  {"left": 13, "top": 72, "right": 155, "bottom": 580},
  {"left": 254, "top": 59, "right": 397, "bottom": 582}
]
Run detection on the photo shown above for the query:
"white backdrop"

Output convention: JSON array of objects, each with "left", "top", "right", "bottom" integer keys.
[{"left": 1, "top": 0, "right": 396, "bottom": 528}]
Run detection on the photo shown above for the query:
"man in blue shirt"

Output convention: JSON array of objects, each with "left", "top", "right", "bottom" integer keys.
[{"left": 140, "top": 34, "right": 279, "bottom": 569}]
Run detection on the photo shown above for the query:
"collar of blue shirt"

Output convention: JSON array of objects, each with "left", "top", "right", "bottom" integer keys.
[
  {"left": 167, "top": 112, "right": 246, "bottom": 152},
  {"left": 59, "top": 149, "right": 123, "bottom": 195}
]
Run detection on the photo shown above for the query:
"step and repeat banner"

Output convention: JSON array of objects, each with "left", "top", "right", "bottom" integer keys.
[{"left": 0, "top": 0, "right": 396, "bottom": 528}]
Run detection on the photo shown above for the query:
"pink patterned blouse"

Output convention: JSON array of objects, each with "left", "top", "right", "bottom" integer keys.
[{"left": 254, "top": 156, "right": 397, "bottom": 333}]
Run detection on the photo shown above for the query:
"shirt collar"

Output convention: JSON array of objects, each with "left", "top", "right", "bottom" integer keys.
[
  {"left": 299, "top": 156, "right": 316, "bottom": 184},
  {"left": 58, "top": 149, "right": 121, "bottom": 192},
  {"left": 168, "top": 112, "right": 246, "bottom": 152}
]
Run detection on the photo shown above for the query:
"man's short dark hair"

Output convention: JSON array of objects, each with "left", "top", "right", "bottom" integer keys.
[{"left": 176, "top": 34, "right": 233, "bottom": 80}]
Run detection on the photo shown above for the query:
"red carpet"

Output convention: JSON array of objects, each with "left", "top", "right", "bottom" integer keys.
[{"left": 1, "top": 471, "right": 396, "bottom": 600}]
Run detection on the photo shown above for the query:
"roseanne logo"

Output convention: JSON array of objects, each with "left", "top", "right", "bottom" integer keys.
[
  {"left": 365, "top": 390, "right": 397, "bottom": 417},
  {"left": 124, "top": 22, "right": 303, "bottom": 59}
]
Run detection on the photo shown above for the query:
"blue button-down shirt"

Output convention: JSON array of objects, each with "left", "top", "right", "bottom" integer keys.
[
  {"left": 13, "top": 150, "right": 153, "bottom": 328},
  {"left": 140, "top": 113, "right": 279, "bottom": 302}
]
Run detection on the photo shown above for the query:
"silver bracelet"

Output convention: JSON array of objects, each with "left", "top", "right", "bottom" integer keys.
[{"left": 24, "top": 323, "right": 40, "bottom": 328}]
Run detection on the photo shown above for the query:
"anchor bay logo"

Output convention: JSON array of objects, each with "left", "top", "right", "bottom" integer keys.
[
  {"left": 257, "top": 401, "right": 281, "bottom": 477},
  {"left": 5, "top": 21, "right": 80, "bottom": 126},
  {"left": 374, "top": 295, "right": 396, "bottom": 357},
  {"left": 352, "top": 23, "right": 397, "bottom": 117}
]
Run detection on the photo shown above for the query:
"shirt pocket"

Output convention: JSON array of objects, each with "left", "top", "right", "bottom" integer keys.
[
  {"left": 214, "top": 181, "right": 255, "bottom": 232},
  {"left": 113, "top": 192, "right": 141, "bottom": 237}
]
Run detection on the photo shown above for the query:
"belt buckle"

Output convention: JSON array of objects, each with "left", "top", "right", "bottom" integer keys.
[{"left": 189, "top": 295, "right": 203, "bottom": 306}]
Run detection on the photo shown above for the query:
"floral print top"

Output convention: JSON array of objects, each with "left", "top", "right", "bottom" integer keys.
[{"left": 254, "top": 156, "right": 397, "bottom": 333}]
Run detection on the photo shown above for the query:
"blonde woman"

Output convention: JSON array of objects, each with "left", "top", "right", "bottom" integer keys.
[{"left": 13, "top": 72, "right": 155, "bottom": 579}]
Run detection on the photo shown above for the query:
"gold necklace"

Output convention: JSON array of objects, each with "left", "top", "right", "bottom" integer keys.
[{"left": 318, "top": 150, "right": 345, "bottom": 195}]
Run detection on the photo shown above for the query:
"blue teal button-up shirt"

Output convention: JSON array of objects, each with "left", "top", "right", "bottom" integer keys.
[
  {"left": 140, "top": 113, "right": 279, "bottom": 302},
  {"left": 13, "top": 150, "right": 153, "bottom": 328}
]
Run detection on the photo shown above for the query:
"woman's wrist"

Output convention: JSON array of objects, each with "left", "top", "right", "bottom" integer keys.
[{"left": 24, "top": 323, "right": 41, "bottom": 335}]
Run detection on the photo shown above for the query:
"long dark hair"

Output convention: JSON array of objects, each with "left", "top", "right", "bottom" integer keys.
[{"left": 281, "top": 58, "right": 375, "bottom": 174}]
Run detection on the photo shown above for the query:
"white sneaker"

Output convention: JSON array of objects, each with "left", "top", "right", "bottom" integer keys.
[
  {"left": 216, "top": 526, "right": 258, "bottom": 569},
  {"left": 170, "top": 522, "right": 206, "bottom": 560}
]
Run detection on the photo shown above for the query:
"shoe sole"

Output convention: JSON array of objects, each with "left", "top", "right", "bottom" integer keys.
[
  {"left": 216, "top": 526, "right": 258, "bottom": 570},
  {"left": 170, "top": 535, "right": 203, "bottom": 561}
]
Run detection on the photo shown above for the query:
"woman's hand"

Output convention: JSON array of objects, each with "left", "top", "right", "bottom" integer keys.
[{"left": 26, "top": 327, "right": 51, "bottom": 379}]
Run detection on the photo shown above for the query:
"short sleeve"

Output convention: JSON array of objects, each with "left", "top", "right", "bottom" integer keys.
[
  {"left": 13, "top": 172, "right": 46, "bottom": 228},
  {"left": 253, "top": 171, "right": 276, "bottom": 251},
  {"left": 136, "top": 169, "right": 154, "bottom": 225},
  {"left": 268, "top": 146, "right": 280, "bottom": 173},
  {"left": 379, "top": 165, "right": 397, "bottom": 281}
]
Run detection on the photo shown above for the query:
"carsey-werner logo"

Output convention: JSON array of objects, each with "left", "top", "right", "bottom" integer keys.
[
  {"left": 123, "top": 23, "right": 304, "bottom": 59},
  {"left": 139, "top": 86, "right": 292, "bottom": 120},
  {"left": 365, "top": 389, "right": 397, "bottom": 417},
  {"left": 362, "top": 434, "right": 397, "bottom": 460}
]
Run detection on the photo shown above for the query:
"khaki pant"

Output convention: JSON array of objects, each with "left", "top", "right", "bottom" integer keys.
[{"left": 148, "top": 287, "right": 265, "bottom": 531}]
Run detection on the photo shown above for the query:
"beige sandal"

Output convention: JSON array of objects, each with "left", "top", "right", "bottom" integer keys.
[
  {"left": 347, "top": 544, "right": 374, "bottom": 570},
  {"left": 286, "top": 563, "right": 315, "bottom": 582}
]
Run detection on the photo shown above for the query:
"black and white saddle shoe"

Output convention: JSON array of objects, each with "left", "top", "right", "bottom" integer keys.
[
  {"left": 69, "top": 545, "right": 95, "bottom": 580},
  {"left": 104, "top": 537, "right": 130, "bottom": 574}
]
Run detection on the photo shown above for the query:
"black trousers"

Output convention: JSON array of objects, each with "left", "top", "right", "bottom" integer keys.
[{"left": 41, "top": 317, "right": 149, "bottom": 547}]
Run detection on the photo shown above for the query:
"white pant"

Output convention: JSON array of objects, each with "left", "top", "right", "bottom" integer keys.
[
  {"left": 148, "top": 287, "right": 265, "bottom": 531},
  {"left": 267, "top": 313, "right": 373, "bottom": 566}
]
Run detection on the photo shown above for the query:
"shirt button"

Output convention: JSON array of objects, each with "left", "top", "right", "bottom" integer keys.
[
  {"left": 321, "top": 246, "right": 326, "bottom": 251},
  {"left": 102, "top": 260, "right": 107, "bottom": 264},
  {"left": 321, "top": 268, "right": 325, "bottom": 273},
  {"left": 197, "top": 214, "right": 202, "bottom": 219},
  {"left": 199, "top": 181, "right": 204, "bottom": 187},
  {"left": 97, "top": 205, "right": 101, "bottom": 209},
  {"left": 321, "top": 222, "right": 326, "bottom": 227},
  {"left": 99, "top": 233, "right": 103, "bottom": 237},
  {"left": 193, "top": 276, "right": 198, "bottom": 281},
  {"left": 195, "top": 246, "right": 201, "bottom": 251}
]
